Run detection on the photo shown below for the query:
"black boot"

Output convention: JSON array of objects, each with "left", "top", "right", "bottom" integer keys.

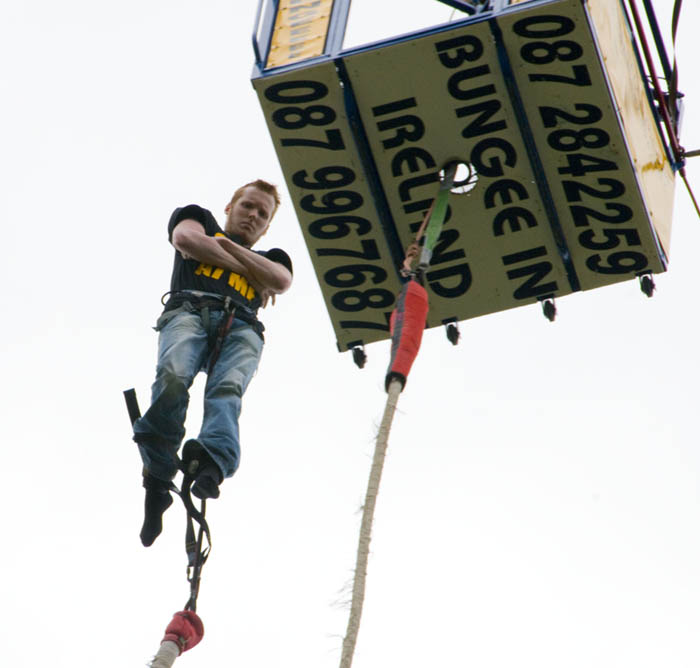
[
  {"left": 140, "top": 474, "right": 173, "bottom": 547},
  {"left": 182, "top": 440, "right": 224, "bottom": 500}
]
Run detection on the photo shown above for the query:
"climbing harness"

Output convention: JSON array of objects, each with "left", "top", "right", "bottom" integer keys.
[
  {"left": 124, "top": 287, "right": 256, "bottom": 663},
  {"left": 160, "top": 289, "right": 264, "bottom": 342},
  {"left": 125, "top": 284, "right": 262, "bottom": 664}
]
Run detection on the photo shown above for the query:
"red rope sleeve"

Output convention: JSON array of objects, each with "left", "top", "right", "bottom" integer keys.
[
  {"left": 385, "top": 280, "right": 429, "bottom": 391},
  {"left": 162, "top": 610, "right": 204, "bottom": 655}
]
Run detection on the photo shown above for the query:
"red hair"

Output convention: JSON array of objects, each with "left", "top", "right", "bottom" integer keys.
[{"left": 229, "top": 179, "right": 281, "bottom": 219}]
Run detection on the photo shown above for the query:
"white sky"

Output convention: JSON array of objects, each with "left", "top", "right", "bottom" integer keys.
[{"left": 3, "top": 1, "right": 699, "bottom": 666}]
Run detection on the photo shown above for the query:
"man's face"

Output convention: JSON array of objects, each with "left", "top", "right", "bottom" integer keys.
[{"left": 224, "top": 186, "right": 276, "bottom": 246}]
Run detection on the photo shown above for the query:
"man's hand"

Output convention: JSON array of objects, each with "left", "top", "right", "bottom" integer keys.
[
  {"left": 402, "top": 241, "right": 421, "bottom": 274},
  {"left": 214, "top": 236, "right": 292, "bottom": 295},
  {"left": 260, "top": 288, "right": 277, "bottom": 308},
  {"left": 172, "top": 220, "right": 248, "bottom": 275},
  {"left": 405, "top": 241, "right": 420, "bottom": 263}
]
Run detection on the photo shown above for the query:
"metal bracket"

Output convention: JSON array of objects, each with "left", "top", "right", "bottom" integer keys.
[
  {"left": 639, "top": 273, "right": 656, "bottom": 298},
  {"left": 445, "top": 322, "right": 460, "bottom": 345},
  {"left": 352, "top": 346, "right": 367, "bottom": 369},
  {"left": 539, "top": 297, "right": 557, "bottom": 322}
]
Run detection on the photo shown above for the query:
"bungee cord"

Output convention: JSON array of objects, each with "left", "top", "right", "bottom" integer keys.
[
  {"left": 338, "top": 167, "right": 454, "bottom": 668},
  {"left": 339, "top": 378, "right": 403, "bottom": 668}
]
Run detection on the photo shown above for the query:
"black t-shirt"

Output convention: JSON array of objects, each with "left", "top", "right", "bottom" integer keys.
[{"left": 166, "top": 204, "right": 292, "bottom": 317}]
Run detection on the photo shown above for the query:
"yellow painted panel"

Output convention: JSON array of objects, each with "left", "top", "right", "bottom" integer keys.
[
  {"left": 586, "top": 0, "right": 675, "bottom": 257},
  {"left": 498, "top": 0, "right": 666, "bottom": 289},
  {"left": 345, "top": 21, "right": 573, "bottom": 328},
  {"left": 253, "top": 66, "right": 403, "bottom": 350},
  {"left": 255, "top": 0, "right": 671, "bottom": 350},
  {"left": 267, "top": 0, "right": 334, "bottom": 69}
]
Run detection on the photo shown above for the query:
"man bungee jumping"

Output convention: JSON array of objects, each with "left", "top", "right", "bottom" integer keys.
[{"left": 132, "top": 179, "right": 293, "bottom": 546}]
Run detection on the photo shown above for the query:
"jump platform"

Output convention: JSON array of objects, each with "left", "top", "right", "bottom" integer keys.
[{"left": 252, "top": 0, "right": 678, "bottom": 351}]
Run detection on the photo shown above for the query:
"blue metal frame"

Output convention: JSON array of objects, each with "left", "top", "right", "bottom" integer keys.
[
  {"left": 252, "top": 0, "right": 563, "bottom": 78},
  {"left": 326, "top": 0, "right": 352, "bottom": 55},
  {"left": 251, "top": 0, "right": 266, "bottom": 67},
  {"left": 251, "top": 0, "right": 279, "bottom": 76}
]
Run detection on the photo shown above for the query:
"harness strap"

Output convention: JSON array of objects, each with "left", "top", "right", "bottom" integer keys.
[
  {"left": 401, "top": 163, "right": 456, "bottom": 278},
  {"left": 124, "top": 388, "right": 213, "bottom": 613},
  {"left": 207, "top": 298, "right": 236, "bottom": 374},
  {"left": 160, "top": 290, "right": 264, "bottom": 339},
  {"left": 201, "top": 306, "right": 211, "bottom": 343},
  {"left": 179, "top": 466, "right": 212, "bottom": 613}
]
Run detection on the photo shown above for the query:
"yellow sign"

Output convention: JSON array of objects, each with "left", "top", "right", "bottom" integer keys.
[
  {"left": 255, "top": 0, "right": 673, "bottom": 350},
  {"left": 497, "top": 0, "right": 667, "bottom": 291},
  {"left": 267, "top": 0, "right": 335, "bottom": 69},
  {"left": 253, "top": 66, "right": 403, "bottom": 350},
  {"left": 347, "top": 19, "right": 573, "bottom": 328}
]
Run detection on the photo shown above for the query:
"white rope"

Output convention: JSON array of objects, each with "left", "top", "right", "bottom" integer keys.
[
  {"left": 149, "top": 641, "right": 180, "bottom": 668},
  {"left": 339, "top": 378, "right": 403, "bottom": 668}
]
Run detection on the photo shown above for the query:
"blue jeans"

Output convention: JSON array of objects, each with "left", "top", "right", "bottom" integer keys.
[{"left": 133, "top": 307, "right": 263, "bottom": 482}]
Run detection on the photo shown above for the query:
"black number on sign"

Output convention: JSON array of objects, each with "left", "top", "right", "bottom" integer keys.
[
  {"left": 308, "top": 215, "right": 371, "bottom": 239},
  {"left": 586, "top": 251, "right": 648, "bottom": 274},
  {"left": 513, "top": 15, "right": 575, "bottom": 39},
  {"left": 539, "top": 103, "right": 603, "bottom": 128},
  {"left": 272, "top": 105, "right": 336, "bottom": 130},
  {"left": 579, "top": 228, "right": 642, "bottom": 251},
  {"left": 317, "top": 239, "right": 380, "bottom": 260},
  {"left": 339, "top": 320, "right": 390, "bottom": 332},
  {"left": 281, "top": 129, "right": 345, "bottom": 151},
  {"left": 529, "top": 64, "right": 591, "bottom": 86},
  {"left": 558, "top": 153, "right": 618, "bottom": 177},
  {"left": 562, "top": 178, "right": 625, "bottom": 202},
  {"left": 264, "top": 80, "right": 327, "bottom": 104},
  {"left": 332, "top": 288, "right": 395, "bottom": 312},
  {"left": 548, "top": 128, "right": 610, "bottom": 152},
  {"left": 292, "top": 166, "right": 355, "bottom": 190},
  {"left": 521, "top": 40, "right": 582, "bottom": 64},
  {"left": 570, "top": 203, "right": 633, "bottom": 227},
  {"left": 514, "top": 15, "right": 575, "bottom": 38},
  {"left": 324, "top": 264, "right": 388, "bottom": 288},
  {"left": 301, "top": 190, "right": 363, "bottom": 215}
]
